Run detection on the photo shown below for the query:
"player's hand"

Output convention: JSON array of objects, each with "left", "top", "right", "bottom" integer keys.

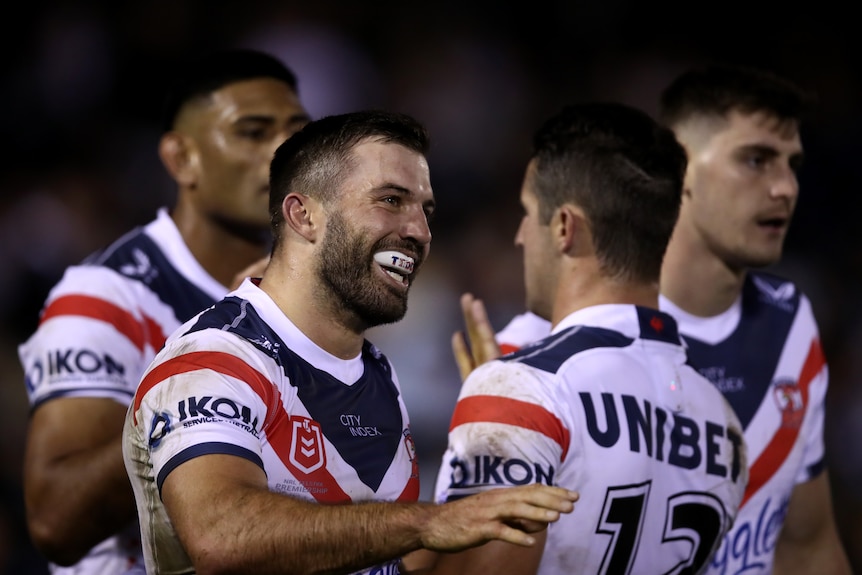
[
  {"left": 422, "top": 484, "right": 578, "bottom": 552},
  {"left": 230, "top": 256, "right": 270, "bottom": 290},
  {"left": 451, "top": 292, "right": 502, "bottom": 381}
]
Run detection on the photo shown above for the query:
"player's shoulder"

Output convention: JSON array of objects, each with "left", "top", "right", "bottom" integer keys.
[
  {"left": 461, "top": 356, "right": 550, "bottom": 405},
  {"left": 169, "top": 296, "right": 283, "bottom": 364},
  {"left": 46, "top": 222, "right": 159, "bottom": 294},
  {"left": 153, "top": 311, "right": 269, "bottom": 379},
  {"left": 83, "top": 222, "right": 167, "bottom": 280},
  {"left": 501, "top": 323, "right": 634, "bottom": 374},
  {"left": 496, "top": 312, "right": 552, "bottom": 352}
]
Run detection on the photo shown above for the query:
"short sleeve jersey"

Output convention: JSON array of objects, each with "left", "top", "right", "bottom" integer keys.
[
  {"left": 123, "top": 279, "right": 420, "bottom": 575},
  {"left": 17, "top": 208, "right": 228, "bottom": 574},
  {"left": 494, "top": 273, "right": 828, "bottom": 575},
  {"left": 438, "top": 304, "right": 747, "bottom": 574}
]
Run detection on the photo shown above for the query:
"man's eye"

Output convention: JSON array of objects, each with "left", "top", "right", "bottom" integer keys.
[
  {"left": 746, "top": 155, "right": 766, "bottom": 169},
  {"left": 238, "top": 128, "right": 268, "bottom": 141}
]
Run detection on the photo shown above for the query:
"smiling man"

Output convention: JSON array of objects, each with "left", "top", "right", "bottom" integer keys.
[{"left": 122, "top": 110, "right": 578, "bottom": 575}]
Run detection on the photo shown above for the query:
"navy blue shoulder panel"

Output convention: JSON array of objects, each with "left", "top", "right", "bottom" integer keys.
[
  {"left": 680, "top": 272, "right": 802, "bottom": 428},
  {"left": 89, "top": 229, "right": 216, "bottom": 323},
  {"left": 503, "top": 325, "right": 634, "bottom": 374},
  {"left": 186, "top": 297, "right": 404, "bottom": 492},
  {"left": 635, "top": 307, "right": 682, "bottom": 344}
]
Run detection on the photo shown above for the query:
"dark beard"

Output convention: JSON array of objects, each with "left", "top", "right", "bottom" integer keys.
[{"left": 316, "top": 212, "right": 416, "bottom": 330}]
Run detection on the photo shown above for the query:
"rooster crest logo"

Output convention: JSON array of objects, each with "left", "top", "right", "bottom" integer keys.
[{"left": 772, "top": 379, "right": 804, "bottom": 429}]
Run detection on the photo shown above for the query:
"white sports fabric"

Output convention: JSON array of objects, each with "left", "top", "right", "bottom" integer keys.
[
  {"left": 436, "top": 304, "right": 747, "bottom": 574},
  {"left": 494, "top": 272, "right": 827, "bottom": 574},
  {"left": 18, "top": 208, "right": 228, "bottom": 574},
  {"left": 659, "top": 274, "right": 827, "bottom": 574},
  {"left": 124, "top": 279, "right": 420, "bottom": 575}
]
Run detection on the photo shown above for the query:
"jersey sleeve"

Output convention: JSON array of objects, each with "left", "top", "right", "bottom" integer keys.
[
  {"left": 129, "top": 328, "right": 279, "bottom": 495},
  {"left": 434, "top": 360, "right": 568, "bottom": 502},
  {"left": 17, "top": 265, "right": 163, "bottom": 408}
]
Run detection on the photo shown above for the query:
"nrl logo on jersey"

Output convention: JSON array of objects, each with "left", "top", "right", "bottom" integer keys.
[
  {"left": 772, "top": 378, "right": 804, "bottom": 428},
  {"left": 290, "top": 416, "right": 325, "bottom": 473},
  {"left": 752, "top": 276, "right": 795, "bottom": 312}
]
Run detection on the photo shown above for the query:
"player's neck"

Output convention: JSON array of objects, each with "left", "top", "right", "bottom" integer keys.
[
  {"left": 661, "top": 235, "right": 745, "bottom": 318},
  {"left": 172, "top": 207, "right": 270, "bottom": 289},
  {"left": 552, "top": 272, "right": 660, "bottom": 327},
  {"left": 259, "top": 256, "right": 365, "bottom": 361}
]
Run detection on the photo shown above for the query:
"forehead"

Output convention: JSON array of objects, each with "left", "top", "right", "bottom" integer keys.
[
  {"left": 519, "top": 160, "right": 540, "bottom": 202},
  {"left": 712, "top": 110, "right": 803, "bottom": 154},
  {"left": 182, "top": 77, "right": 303, "bottom": 124},
  {"left": 342, "top": 139, "right": 433, "bottom": 198}
]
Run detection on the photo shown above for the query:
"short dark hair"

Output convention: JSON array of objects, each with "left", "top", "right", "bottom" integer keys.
[
  {"left": 659, "top": 63, "right": 812, "bottom": 128},
  {"left": 161, "top": 49, "right": 298, "bottom": 132},
  {"left": 268, "top": 110, "right": 430, "bottom": 250},
  {"left": 530, "top": 102, "right": 686, "bottom": 284}
]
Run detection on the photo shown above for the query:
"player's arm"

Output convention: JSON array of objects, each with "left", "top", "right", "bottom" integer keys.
[
  {"left": 772, "top": 472, "right": 852, "bottom": 575},
  {"left": 24, "top": 397, "right": 136, "bottom": 565},
  {"left": 161, "top": 453, "right": 576, "bottom": 574},
  {"left": 21, "top": 285, "right": 147, "bottom": 566},
  {"left": 451, "top": 293, "right": 501, "bottom": 381},
  {"left": 413, "top": 361, "right": 564, "bottom": 575}
]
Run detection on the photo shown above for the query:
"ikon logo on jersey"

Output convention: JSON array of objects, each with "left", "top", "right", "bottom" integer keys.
[
  {"left": 772, "top": 379, "right": 804, "bottom": 429},
  {"left": 444, "top": 455, "right": 555, "bottom": 488},
  {"left": 26, "top": 349, "right": 126, "bottom": 389},
  {"left": 176, "top": 396, "right": 260, "bottom": 436},
  {"left": 290, "top": 417, "right": 325, "bottom": 474}
]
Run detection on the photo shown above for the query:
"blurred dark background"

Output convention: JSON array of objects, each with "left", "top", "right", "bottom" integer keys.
[{"left": 2, "top": 2, "right": 861, "bottom": 572}]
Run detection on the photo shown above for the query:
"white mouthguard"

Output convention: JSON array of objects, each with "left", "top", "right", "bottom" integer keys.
[{"left": 374, "top": 251, "right": 415, "bottom": 275}]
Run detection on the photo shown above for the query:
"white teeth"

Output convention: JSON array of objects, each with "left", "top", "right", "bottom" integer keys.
[{"left": 374, "top": 251, "right": 414, "bottom": 275}]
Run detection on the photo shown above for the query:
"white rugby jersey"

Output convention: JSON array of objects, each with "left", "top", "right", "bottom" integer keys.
[
  {"left": 660, "top": 274, "right": 827, "bottom": 575},
  {"left": 495, "top": 272, "right": 827, "bottom": 575},
  {"left": 18, "top": 208, "right": 228, "bottom": 574},
  {"left": 436, "top": 304, "right": 747, "bottom": 574},
  {"left": 123, "top": 279, "right": 420, "bottom": 575}
]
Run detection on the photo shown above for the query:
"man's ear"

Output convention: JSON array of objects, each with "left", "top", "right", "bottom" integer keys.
[
  {"left": 555, "top": 204, "right": 586, "bottom": 254},
  {"left": 282, "top": 193, "right": 319, "bottom": 242},
  {"left": 158, "top": 133, "right": 199, "bottom": 187},
  {"left": 681, "top": 166, "right": 696, "bottom": 202}
]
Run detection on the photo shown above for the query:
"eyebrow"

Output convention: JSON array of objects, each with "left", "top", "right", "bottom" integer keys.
[{"left": 737, "top": 143, "right": 805, "bottom": 165}]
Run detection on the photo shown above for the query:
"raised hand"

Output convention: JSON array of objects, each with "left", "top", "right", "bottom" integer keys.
[{"left": 451, "top": 292, "right": 502, "bottom": 381}]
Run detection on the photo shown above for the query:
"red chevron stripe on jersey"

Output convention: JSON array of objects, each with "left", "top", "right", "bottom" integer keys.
[
  {"left": 450, "top": 395, "right": 571, "bottom": 461},
  {"left": 134, "top": 351, "right": 276, "bottom": 423},
  {"left": 741, "top": 339, "right": 824, "bottom": 508},
  {"left": 41, "top": 294, "right": 166, "bottom": 352}
]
